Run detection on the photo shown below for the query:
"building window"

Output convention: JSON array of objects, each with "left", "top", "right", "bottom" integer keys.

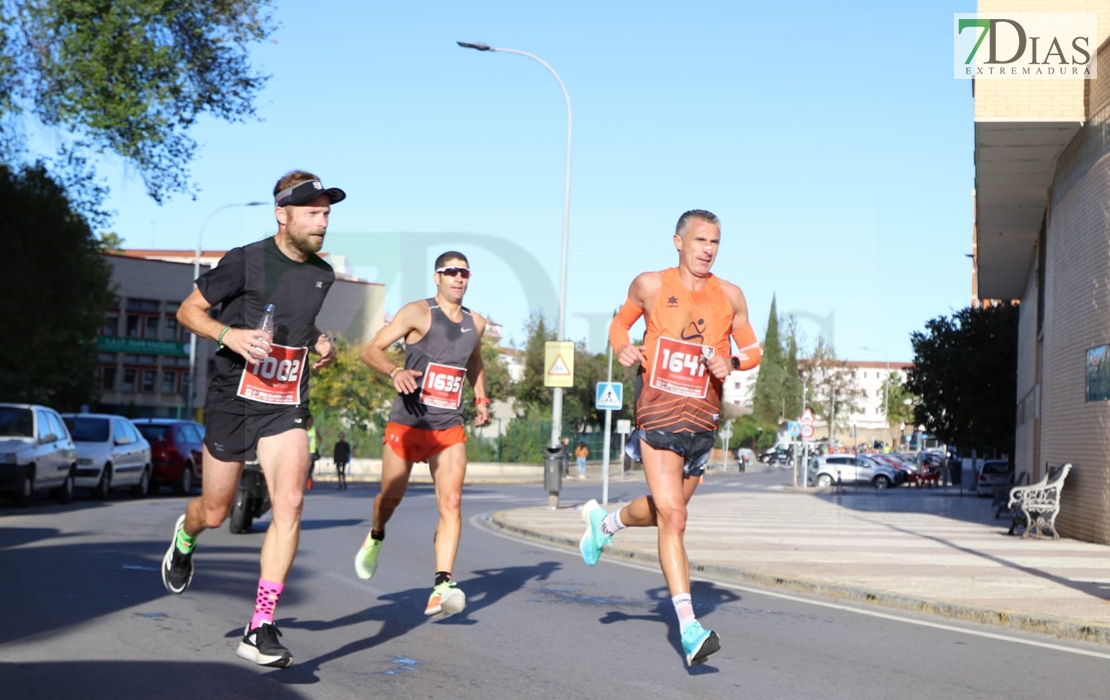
[
  {"left": 102, "top": 366, "right": 117, "bottom": 391},
  {"left": 102, "top": 314, "right": 119, "bottom": 336},
  {"left": 165, "top": 315, "right": 180, "bottom": 341},
  {"left": 126, "top": 314, "right": 142, "bottom": 337},
  {"left": 734, "top": 382, "right": 741, "bottom": 389},
  {"left": 161, "top": 370, "right": 177, "bottom": 395},
  {"left": 144, "top": 316, "right": 160, "bottom": 340},
  {"left": 141, "top": 370, "right": 156, "bottom": 393},
  {"left": 122, "top": 369, "right": 137, "bottom": 392}
]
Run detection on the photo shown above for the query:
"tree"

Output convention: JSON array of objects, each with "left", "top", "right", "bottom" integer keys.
[
  {"left": 510, "top": 311, "right": 556, "bottom": 412},
  {"left": 0, "top": 162, "right": 114, "bottom": 408},
  {"left": 98, "top": 232, "right": 125, "bottom": 253},
  {"left": 0, "top": 0, "right": 275, "bottom": 204},
  {"left": 781, "top": 315, "right": 802, "bottom": 420},
  {"left": 460, "top": 333, "right": 513, "bottom": 425},
  {"left": 800, "top": 333, "right": 862, "bottom": 440},
  {"left": 310, "top": 337, "right": 400, "bottom": 455},
  {"left": 905, "top": 304, "right": 1018, "bottom": 455},
  {"left": 751, "top": 295, "right": 786, "bottom": 424}
]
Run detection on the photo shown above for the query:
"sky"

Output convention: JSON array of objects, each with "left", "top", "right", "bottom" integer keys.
[{"left": 71, "top": 0, "right": 978, "bottom": 363}]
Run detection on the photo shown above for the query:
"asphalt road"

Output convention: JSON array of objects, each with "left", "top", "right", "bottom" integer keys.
[{"left": 2, "top": 473, "right": 1110, "bottom": 699}]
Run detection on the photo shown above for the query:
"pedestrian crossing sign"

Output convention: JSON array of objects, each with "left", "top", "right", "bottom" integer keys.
[{"left": 595, "top": 382, "right": 623, "bottom": 410}]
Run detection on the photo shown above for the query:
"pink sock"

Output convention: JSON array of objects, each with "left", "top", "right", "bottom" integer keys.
[{"left": 250, "top": 578, "right": 284, "bottom": 629}]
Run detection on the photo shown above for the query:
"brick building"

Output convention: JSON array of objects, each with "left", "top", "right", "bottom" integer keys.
[{"left": 972, "top": 1, "right": 1110, "bottom": 542}]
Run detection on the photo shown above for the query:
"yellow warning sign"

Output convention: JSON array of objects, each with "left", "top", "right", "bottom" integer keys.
[{"left": 544, "top": 341, "right": 575, "bottom": 388}]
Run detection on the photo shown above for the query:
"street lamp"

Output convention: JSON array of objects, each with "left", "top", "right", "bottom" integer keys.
[
  {"left": 457, "top": 40, "right": 572, "bottom": 449},
  {"left": 185, "top": 201, "right": 265, "bottom": 417},
  {"left": 860, "top": 346, "right": 890, "bottom": 448}
]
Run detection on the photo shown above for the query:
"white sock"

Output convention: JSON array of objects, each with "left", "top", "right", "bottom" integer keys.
[
  {"left": 599, "top": 509, "right": 626, "bottom": 538},
  {"left": 672, "top": 593, "right": 696, "bottom": 632}
]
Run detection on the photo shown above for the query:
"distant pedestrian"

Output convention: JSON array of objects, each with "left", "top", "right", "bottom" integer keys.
[
  {"left": 334, "top": 432, "right": 350, "bottom": 490},
  {"left": 574, "top": 442, "right": 589, "bottom": 479}
]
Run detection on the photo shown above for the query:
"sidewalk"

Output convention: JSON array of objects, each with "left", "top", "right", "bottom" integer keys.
[{"left": 488, "top": 475, "right": 1110, "bottom": 646}]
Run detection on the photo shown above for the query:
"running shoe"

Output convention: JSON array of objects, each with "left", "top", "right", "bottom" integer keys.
[
  {"left": 236, "top": 621, "right": 294, "bottom": 668},
  {"left": 354, "top": 533, "right": 383, "bottom": 580},
  {"left": 680, "top": 620, "right": 720, "bottom": 667},
  {"left": 161, "top": 514, "right": 194, "bottom": 594},
  {"left": 424, "top": 580, "right": 466, "bottom": 617},
  {"left": 579, "top": 498, "right": 611, "bottom": 566}
]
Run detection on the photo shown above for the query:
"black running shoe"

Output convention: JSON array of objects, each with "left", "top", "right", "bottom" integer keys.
[
  {"left": 161, "top": 514, "right": 194, "bottom": 594},
  {"left": 236, "top": 622, "right": 294, "bottom": 668}
]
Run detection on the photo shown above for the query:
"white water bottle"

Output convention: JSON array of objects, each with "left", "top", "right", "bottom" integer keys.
[{"left": 257, "top": 303, "right": 275, "bottom": 339}]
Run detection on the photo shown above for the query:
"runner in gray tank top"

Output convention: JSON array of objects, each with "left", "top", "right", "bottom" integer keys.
[
  {"left": 387, "top": 296, "right": 480, "bottom": 430},
  {"left": 355, "top": 251, "right": 490, "bottom": 618}
]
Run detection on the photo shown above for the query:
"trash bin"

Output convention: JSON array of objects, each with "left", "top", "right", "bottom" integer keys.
[{"left": 544, "top": 444, "right": 565, "bottom": 493}]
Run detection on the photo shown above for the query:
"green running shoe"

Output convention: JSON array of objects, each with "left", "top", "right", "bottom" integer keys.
[{"left": 354, "top": 533, "right": 383, "bottom": 580}]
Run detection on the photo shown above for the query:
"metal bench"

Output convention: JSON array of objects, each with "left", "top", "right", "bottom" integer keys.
[
  {"left": 993, "top": 470, "right": 1029, "bottom": 520},
  {"left": 1006, "top": 463, "right": 1072, "bottom": 540}
]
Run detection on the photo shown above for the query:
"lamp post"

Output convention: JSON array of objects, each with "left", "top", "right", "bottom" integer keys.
[
  {"left": 860, "top": 346, "right": 890, "bottom": 448},
  {"left": 457, "top": 41, "right": 572, "bottom": 449},
  {"left": 185, "top": 201, "right": 265, "bottom": 417}
]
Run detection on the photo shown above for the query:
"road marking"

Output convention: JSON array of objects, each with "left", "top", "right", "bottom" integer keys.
[{"left": 472, "top": 513, "right": 1110, "bottom": 661}]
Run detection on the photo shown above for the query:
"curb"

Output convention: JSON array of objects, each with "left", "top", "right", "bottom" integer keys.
[{"left": 486, "top": 511, "right": 1110, "bottom": 647}]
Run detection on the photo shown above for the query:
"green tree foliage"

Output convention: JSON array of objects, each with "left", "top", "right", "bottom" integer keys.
[
  {"left": 98, "top": 232, "right": 125, "bottom": 253},
  {"left": 0, "top": 162, "right": 113, "bottom": 408},
  {"left": 309, "top": 337, "right": 400, "bottom": 457},
  {"left": 751, "top": 295, "right": 785, "bottom": 423},
  {"left": 511, "top": 311, "right": 555, "bottom": 410},
  {"left": 905, "top": 304, "right": 1018, "bottom": 454},
  {"left": 460, "top": 333, "right": 513, "bottom": 425},
  {"left": 781, "top": 314, "right": 802, "bottom": 420},
  {"left": 800, "top": 333, "right": 862, "bottom": 439},
  {"left": 0, "top": 0, "right": 275, "bottom": 203}
]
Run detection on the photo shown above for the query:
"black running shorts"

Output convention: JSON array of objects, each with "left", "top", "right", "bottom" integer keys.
[
  {"left": 203, "top": 405, "right": 310, "bottom": 462},
  {"left": 624, "top": 428, "right": 716, "bottom": 477}
]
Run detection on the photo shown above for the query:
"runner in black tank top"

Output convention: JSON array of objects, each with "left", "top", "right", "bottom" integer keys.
[{"left": 355, "top": 251, "right": 490, "bottom": 619}]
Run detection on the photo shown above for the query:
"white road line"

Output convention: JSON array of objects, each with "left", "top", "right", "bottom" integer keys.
[{"left": 471, "top": 513, "right": 1110, "bottom": 661}]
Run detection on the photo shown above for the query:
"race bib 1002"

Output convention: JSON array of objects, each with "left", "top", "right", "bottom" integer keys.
[
  {"left": 648, "top": 336, "right": 712, "bottom": 398},
  {"left": 236, "top": 343, "right": 308, "bottom": 405},
  {"left": 420, "top": 362, "right": 467, "bottom": 409}
]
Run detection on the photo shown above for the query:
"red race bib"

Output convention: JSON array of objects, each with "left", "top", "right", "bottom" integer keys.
[
  {"left": 236, "top": 344, "right": 308, "bottom": 405},
  {"left": 420, "top": 362, "right": 467, "bottom": 409},
  {"left": 648, "top": 336, "right": 712, "bottom": 398}
]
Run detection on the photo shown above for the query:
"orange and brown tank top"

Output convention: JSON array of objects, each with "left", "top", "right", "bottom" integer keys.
[{"left": 634, "top": 268, "right": 734, "bottom": 433}]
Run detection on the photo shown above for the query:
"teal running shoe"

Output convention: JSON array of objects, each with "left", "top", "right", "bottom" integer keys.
[
  {"left": 681, "top": 620, "right": 720, "bottom": 667},
  {"left": 579, "top": 499, "right": 612, "bottom": 566}
]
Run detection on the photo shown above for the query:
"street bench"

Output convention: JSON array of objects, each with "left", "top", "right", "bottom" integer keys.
[
  {"left": 1007, "top": 463, "right": 1072, "bottom": 540},
  {"left": 993, "top": 470, "right": 1029, "bottom": 520}
]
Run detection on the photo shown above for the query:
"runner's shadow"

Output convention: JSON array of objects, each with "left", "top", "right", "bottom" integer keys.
[
  {"left": 271, "top": 561, "right": 562, "bottom": 681},
  {"left": 598, "top": 581, "right": 739, "bottom": 674}
]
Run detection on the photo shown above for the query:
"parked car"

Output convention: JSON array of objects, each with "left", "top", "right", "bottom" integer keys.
[
  {"left": 61, "top": 413, "right": 152, "bottom": 499},
  {"left": 0, "top": 403, "right": 76, "bottom": 506},
  {"left": 808, "top": 453, "right": 905, "bottom": 489},
  {"left": 131, "top": 418, "right": 205, "bottom": 495},
  {"left": 976, "top": 459, "right": 1014, "bottom": 498},
  {"left": 760, "top": 442, "right": 792, "bottom": 466}
]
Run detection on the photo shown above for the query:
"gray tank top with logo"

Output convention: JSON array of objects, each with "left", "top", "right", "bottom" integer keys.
[{"left": 389, "top": 298, "right": 481, "bottom": 430}]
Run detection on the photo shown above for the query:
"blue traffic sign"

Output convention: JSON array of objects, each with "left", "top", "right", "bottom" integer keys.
[{"left": 595, "top": 382, "right": 623, "bottom": 410}]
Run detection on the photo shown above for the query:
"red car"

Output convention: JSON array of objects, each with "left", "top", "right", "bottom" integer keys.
[{"left": 132, "top": 418, "right": 204, "bottom": 495}]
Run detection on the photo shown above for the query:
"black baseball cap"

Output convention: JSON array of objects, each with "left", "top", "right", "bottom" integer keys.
[{"left": 274, "top": 179, "right": 346, "bottom": 206}]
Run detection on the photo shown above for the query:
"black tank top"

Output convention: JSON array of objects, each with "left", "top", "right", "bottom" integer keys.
[{"left": 389, "top": 298, "right": 480, "bottom": 430}]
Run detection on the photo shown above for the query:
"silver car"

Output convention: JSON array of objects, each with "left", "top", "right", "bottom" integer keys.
[
  {"left": 61, "top": 414, "right": 152, "bottom": 499},
  {"left": 809, "top": 453, "right": 904, "bottom": 489},
  {"left": 0, "top": 403, "right": 77, "bottom": 506}
]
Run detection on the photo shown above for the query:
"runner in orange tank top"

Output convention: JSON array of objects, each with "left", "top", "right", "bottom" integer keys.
[{"left": 577, "top": 210, "right": 762, "bottom": 668}]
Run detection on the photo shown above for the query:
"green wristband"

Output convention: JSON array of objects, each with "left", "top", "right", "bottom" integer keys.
[{"left": 217, "top": 326, "right": 230, "bottom": 350}]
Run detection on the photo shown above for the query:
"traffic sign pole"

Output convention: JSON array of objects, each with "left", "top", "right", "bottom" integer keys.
[{"left": 602, "top": 345, "right": 613, "bottom": 505}]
